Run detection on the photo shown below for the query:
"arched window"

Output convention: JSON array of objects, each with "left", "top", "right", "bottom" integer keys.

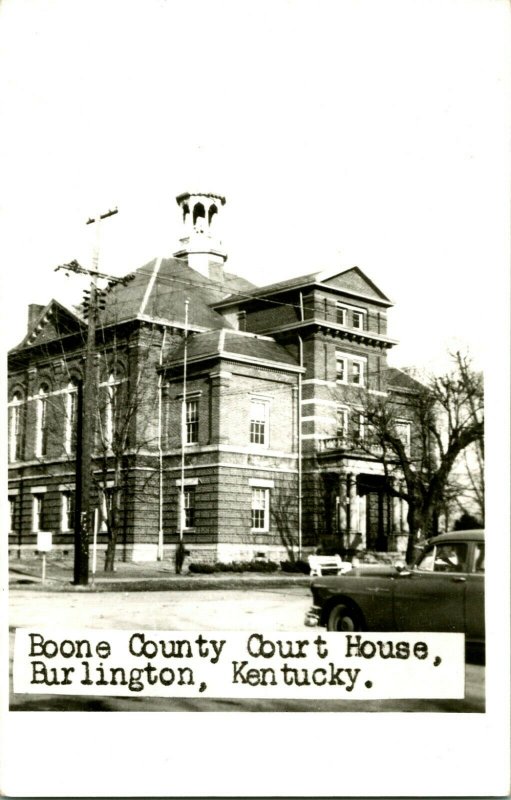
[
  {"left": 105, "top": 372, "right": 122, "bottom": 448},
  {"left": 9, "top": 391, "right": 24, "bottom": 462},
  {"left": 36, "top": 383, "right": 50, "bottom": 457},
  {"left": 66, "top": 378, "right": 80, "bottom": 455},
  {"left": 208, "top": 204, "right": 218, "bottom": 229},
  {"left": 182, "top": 203, "right": 190, "bottom": 226},
  {"left": 193, "top": 202, "right": 206, "bottom": 233}
]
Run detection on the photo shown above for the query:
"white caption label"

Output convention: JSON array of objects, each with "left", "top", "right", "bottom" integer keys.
[{"left": 13, "top": 629, "right": 465, "bottom": 699}]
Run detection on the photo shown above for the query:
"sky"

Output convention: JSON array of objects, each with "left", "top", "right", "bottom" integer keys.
[{"left": 1, "top": 0, "right": 510, "bottom": 372}]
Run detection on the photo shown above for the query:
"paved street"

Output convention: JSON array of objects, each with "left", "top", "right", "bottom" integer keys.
[{"left": 9, "top": 587, "right": 485, "bottom": 712}]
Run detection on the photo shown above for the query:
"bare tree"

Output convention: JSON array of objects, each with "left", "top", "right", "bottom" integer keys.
[
  {"left": 93, "top": 328, "right": 164, "bottom": 572},
  {"left": 270, "top": 488, "right": 299, "bottom": 562},
  {"left": 444, "top": 443, "right": 484, "bottom": 529},
  {"left": 363, "top": 352, "right": 484, "bottom": 563}
]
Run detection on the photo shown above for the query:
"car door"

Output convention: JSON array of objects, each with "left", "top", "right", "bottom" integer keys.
[
  {"left": 392, "top": 542, "right": 468, "bottom": 633},
  {"left": 465, "top": 541, "right": 485, "bottom": 644}
]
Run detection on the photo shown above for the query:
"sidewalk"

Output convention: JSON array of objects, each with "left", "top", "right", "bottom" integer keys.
[{"left": 8, "top": 555, "right": 312, "bottom": 593}]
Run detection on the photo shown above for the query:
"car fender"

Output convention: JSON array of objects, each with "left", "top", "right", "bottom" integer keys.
[
  {"left": 314, "top": 574, "right": 396, "bottom": 630},
  {"left": 319, "top": 593, "right": 367, "bottom": 628}
]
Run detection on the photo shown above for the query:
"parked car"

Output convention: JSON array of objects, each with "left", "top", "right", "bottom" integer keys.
[{"left": 304, "top": 530, "right": 484, "bottom": 647}]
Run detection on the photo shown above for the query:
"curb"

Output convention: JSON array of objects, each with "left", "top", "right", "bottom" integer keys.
[{"left": 9, "top": 571, "right": 313, "bottom": 593}]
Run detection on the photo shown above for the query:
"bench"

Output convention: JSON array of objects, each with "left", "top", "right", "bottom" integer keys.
[{"left": 308, "top": 554, "right": 352, "bottom": 577}]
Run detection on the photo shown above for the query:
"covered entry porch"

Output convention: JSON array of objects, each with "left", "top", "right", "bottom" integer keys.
[{"left": 322, "top": 469, "right": 409, "bottom": 554}]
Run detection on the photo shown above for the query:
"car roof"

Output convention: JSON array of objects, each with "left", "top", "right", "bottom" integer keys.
[{"left": 428, "top": 530, "right": 484, "bottom": 544}]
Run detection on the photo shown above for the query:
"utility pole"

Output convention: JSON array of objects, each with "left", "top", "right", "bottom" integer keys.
[
  {"left": 55, "top": 207, "right": 118, "bottom": 585},
  {"left": 176, "top": 298, "right": 189, "bottom": 574}
]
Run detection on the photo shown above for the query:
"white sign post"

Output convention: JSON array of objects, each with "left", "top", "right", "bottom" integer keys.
[
  {"left": 91, "top": 508, "right": 99, "bottom": 587},
  {"left": 36, "top": 531, "right": 52, "bottom": 584}
]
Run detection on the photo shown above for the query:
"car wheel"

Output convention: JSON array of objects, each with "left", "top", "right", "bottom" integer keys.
[{"left": 327, "top": 603, "right": 361, "bottom": 632}]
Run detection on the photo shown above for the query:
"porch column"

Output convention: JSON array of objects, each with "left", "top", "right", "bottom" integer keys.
[
  {"left": 400, "top": 481, "right": 409, "bottom": 532},
  {"left": 338, "top": 473, "right": 347, "bottom": 535},
  {"left": 392, "top": 490, "right": 401, "bottom": 533},
  {"left": 358, "top": 494, "right": 367, "bottom": 548},
  {"left": 347, "top": 473, "right": 358, "bottom": 534}
]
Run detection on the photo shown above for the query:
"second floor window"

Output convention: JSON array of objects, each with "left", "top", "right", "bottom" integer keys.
[
  {"left": 250, "top": 400, "right": 268, "bottom": 446},
  {"left": 36, "top": 384, "right": 50, "bottom": 457},
  {"left": 102, "top": 372, "right": 124, "bottom": 449},
  {"left": 355, "top": 413, "right": 365, "bottom": 442},
  {"left": 335, "top": 354, "right": 347, "bottom": 383},
  {"left": 66, "top": 380, "right": 79, "bottom": 455},
  {"left": 186, "top": 399, "right": 199, "bottom": 444},
  {"left": 351, "top": 360, "right": 364, "bottom": 386},
  {"left": 9, "top": 392, "right": 24, "bottom": 462},
  {"left": 99, "top": 488, "right": 114, "bottom": 532},
  {"left": 336, "top": 406, "right": 349, "bottom": 438},
  {"left": 336, "top": 352, "right": 366, "bottom": 386},
  {"left": 395, "top": 420, "right": 411, "bottom": 455}
]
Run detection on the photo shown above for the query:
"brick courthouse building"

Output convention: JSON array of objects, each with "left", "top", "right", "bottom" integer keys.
[{"left": 8, "top": 192, "right": 417, "bottom": 564}]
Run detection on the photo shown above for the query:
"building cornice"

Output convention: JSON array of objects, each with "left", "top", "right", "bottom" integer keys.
[
  {"left": 161, "top": 350, "right": 305, "bottom": 375},
  {"left": 258, "top": 318, "right": 398, "bottom": 348},
  {"left": 213, "top": 278, "right": 393, "bottom": 310}
]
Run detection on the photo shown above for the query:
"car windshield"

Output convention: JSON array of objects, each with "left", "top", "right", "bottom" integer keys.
[{"left": 416, "top": 542, "right": 468, "bottom": 573}]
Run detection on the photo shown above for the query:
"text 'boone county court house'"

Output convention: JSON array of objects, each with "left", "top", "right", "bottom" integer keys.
[{"left": 8, "top": 192, "right": 420, "bottom": 564}]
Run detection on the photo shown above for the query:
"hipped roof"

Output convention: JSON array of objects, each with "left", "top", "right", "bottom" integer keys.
[
  {"left": 163, "top": 328, "right": 299, "bottom": 371},
  {"left": 98, "top": 257, "right": 256, "bottom": 330}
]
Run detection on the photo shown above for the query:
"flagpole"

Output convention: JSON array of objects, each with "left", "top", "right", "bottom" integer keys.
[{"left": 179, "top": 299, "right": 189, "bottom": 545}]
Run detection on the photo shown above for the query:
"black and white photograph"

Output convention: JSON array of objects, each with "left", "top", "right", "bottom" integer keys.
[{"left": 1, "top": 0, "right": 509, "bottom": 796}]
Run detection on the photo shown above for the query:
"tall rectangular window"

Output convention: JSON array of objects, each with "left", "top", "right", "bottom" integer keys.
[
  {"left": 335, "top": 354, "right": 347, "bottom": 384},
  {"left": 336, "top": 352, "right": 367, "bottom": 386},
  {"left": 395, "top": 420, "right": 411, "bottom": 455},
  {"left": 355, "top": 413, "right": 365, "bottom": 442},
  {"left": 61, "top": 491, "right": 75, "bottom": 531},
  {"left": 336, "top": 305, "right": 347, "bottom": 325},
  {"left": 36, "top": 385, "right": 50, "bottom": 457},
  {"left": 107, "top": 380, "right": 120, "bottom": 447},
  {"left": 32, "top": 493, "right": 48, "bottom": 532},
  {"left": 66, "top": 382, "right": 79, "bottom": 455},
  {"left": 352, "top": 310, "right": 365, "bottom": 330},
  {"left": 351, "top": 360, "right": 365, "bottom": 386},
  {"left": 250, "top": 400, "right": 268, "bottom": 446},
  {"left": 251, "top": 487, "right": 269, "bottom": 531},
  {"left": 9, "top": 393, "right": 23, "bottom": 462},
  {"left": 9, "top": 496, "right": 18, "bottom": 533},
  {"left": 99, "top": 489, "right": 114, "bottom": 533},
  {"left": 184, "top": 487, "right": 196, "bottom": 529},
  {"left": 336, "top": 406, "right": 349, "bottom": 438},
  {"left": 186, "top": 399, "right": 199, "bottom": 444},
  {"left": 101, "top": 373, "right": 124, "bottom": 449}
]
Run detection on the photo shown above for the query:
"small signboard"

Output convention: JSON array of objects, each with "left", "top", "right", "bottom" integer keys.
[{"left": 36, "top": 531, "right": 52, "bottom": 553}]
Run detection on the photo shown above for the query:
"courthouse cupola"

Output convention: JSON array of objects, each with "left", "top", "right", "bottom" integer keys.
[{"left": 173, "top": 192, "right": 227, "bottom": 282}]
